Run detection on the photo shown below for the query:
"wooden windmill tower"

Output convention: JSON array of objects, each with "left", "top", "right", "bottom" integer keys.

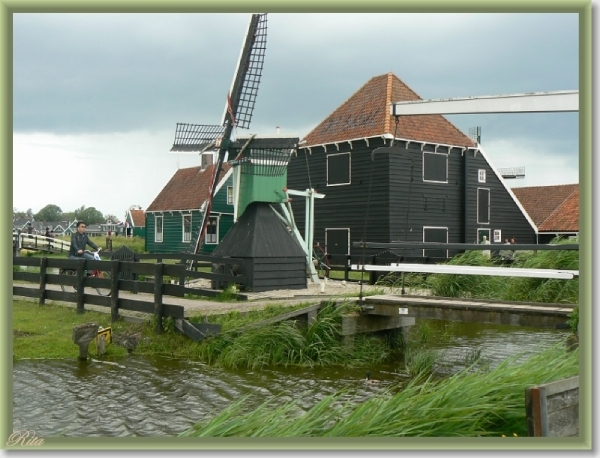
[{"left": 170, "top": 13, "right": 314, "bottom": 291}]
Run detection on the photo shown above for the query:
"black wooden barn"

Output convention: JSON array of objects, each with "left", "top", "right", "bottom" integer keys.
[{"left": 287, "top": 73, "right": 537, "bottom": 262}]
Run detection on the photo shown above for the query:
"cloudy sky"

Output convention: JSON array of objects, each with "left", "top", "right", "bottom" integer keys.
[{"left": 13, "top": 12, "right": 580, "bottom": 220}]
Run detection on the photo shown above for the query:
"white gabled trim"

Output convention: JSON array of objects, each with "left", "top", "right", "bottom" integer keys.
[
  {"left": 213, "top": 167, "right": 234, "bottom": 196},
  {"left": 300, "top": 134, "right": 476, "bottom": 162},
  {"left": 476, "top": 143, "right": 538, "bottom": 234}
]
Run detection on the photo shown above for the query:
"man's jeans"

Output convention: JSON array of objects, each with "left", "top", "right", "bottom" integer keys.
[{"left": 69, "top": 253, "right": 95, "bottom": 275}]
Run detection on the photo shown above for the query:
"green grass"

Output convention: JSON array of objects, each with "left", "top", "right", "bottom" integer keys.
[
  {"left": 13, "top": 299, "right": 132, "bottom": 359},
  {"left": 180, "top": 342, "right": 578, "bottom": 437}
]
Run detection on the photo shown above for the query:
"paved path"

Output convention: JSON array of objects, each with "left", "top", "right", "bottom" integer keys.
[{"left": 13, "top": 280, "right": 378, "bottom": 321}]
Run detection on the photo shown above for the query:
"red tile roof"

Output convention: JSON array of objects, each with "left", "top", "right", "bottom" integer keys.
[
  {"left": 538, "top": 187, "right": 579, "bottom": 232},
  {"left": 512, "top": 184, "right": 578, "bottom": 232},
  {"left": 146, "top": 164, "right": 231, "bottom": 212},
  {"left": 302, "top": 73, "right": 475, "bottom": 148},
  {"left": 129, "top": 209, "right": 145, "bottom": 227}
]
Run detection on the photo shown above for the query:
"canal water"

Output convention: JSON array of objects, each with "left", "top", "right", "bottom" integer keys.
[{"left": 13, "top": 319, "right": 570, "bottom": 437}]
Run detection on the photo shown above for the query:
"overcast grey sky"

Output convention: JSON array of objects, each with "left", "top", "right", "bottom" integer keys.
[{"left": 13, "top": 12, "right": 579, "bottom": 220}]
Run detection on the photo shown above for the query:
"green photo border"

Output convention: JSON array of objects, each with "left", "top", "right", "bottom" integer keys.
[{"left": 1, "top": 0, "right": 592, "bottom": 451}]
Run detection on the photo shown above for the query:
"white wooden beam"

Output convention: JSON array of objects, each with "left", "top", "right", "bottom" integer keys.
[
  {"left": 391, "top": 91, "right": 578, "bottom": 116},
  {"left": 351, "top": 263, "right": 579, "bottom": 280}
]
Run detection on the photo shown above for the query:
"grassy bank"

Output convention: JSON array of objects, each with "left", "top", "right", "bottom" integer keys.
[
  {"left": 12, "top": 299, "right": 404, "bottom": 366},
  {"left": 13, "top": 300, "right": 132, "bottom": 359},
  {"left": 180, "top": 342, "right": 578, "bottom": 437}
]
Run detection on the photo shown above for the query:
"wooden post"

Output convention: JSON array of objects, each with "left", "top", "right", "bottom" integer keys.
[
  {"left": 110, "top": 259, "right": 120, "bottom": 322},
  {"left": 370, "top": 255, "right": 377, "bottom": 285},
  {"left": 344, "top": 255, "right": 349, "bottom": 281},
  {"left": 154, "top": 262, "right": 164, "bottom": 334},
  {"left": 38, "top": 257, "right": 48, "bottom": 306},
  {"left": 76, "top": 259, "right": 86, "bottom": 314}
]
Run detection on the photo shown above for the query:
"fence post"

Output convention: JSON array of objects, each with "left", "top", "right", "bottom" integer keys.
[
  {"left": 154, "top": 262, "right": 164, "bottom": 334},
  {"left": 110, "top": 259, "right": 120, "bottom": 322},
  {"left": 76, "top": 259, "right": 86, "bottom": 314},
  {"left": 370, "top": 255, "right": 377, "bottom": 285},
  {"left": 38, "top": 257, "right": 48, "bottom": 306}
]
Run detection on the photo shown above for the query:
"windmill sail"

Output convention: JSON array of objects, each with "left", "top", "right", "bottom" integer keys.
[
  {"left": 221, "top": 13, "right": 268, "bottom": 129},
  {"left": 170, "top": 123, "right": 226, "bottom": 153},
  {"left": 181, "top": 13, "right": 268, "bottom": 257}
]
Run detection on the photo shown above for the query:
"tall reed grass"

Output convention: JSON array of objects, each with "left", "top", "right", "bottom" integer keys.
[
  {"left": 192, "top": 302, "right": 398, "bottom": 369},
  {"left": 379, "top": 237, "right": 579, "bottom": 305},
  {"left": 180, "top": 342, "right": 578, "bottom": 437}
]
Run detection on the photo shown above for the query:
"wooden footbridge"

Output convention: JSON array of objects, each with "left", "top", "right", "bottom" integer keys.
[{"left": 13, "top": 232, "right": 71, "bottom": 255}]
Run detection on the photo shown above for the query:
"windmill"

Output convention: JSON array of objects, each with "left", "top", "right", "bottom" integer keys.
[{"left": 170, "top": 14, "right": 315, "bottom": 290}]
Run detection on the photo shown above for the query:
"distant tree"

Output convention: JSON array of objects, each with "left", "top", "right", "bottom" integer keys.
[
  {"left": 25, "top": 208, "right": 34, "bottom": 218},
  {"left": 13, "top": 207, "right": 26, "bottom": 219},
  {"left": 76, "top": 206, "right": 104, "bottom": 225},
  {"left": 62, "top": 212, "right": 76, "bottom": 223},
  {"left": 73, "top": 205, "right": 86, "bottom": 221},
  {"left": 34, "top": 204, "right": 63, "bottom": 222},
  {"left": 104, "top": 214, "right": 120, "bottom": 224}
]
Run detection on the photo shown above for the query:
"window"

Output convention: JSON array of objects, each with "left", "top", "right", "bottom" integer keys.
[
  {"left": 423, "top": 152, "right": 448, "bottom": 183},
  {"left": 477, "top": 188, "right": 490, "bottom": 224},
  {"left": 227, "top": 186, "right": 234, "bottom": 205},
  {"left": 155, "top": 216, "right": 163, "bottom": 242},
  {"left": 478, "top": 169, "right": 486, "bottom": 183},
  {"left": 183, "top": 214, "right": 192, "bottom": 242},
  {"left": 325, "top": 228, "right": 350, "bottom": 256},
  {"left": 477, "top": 228, "right": 491, "bottom": 244},
  {"left": 327, "top": 152, "right": 350, "bottom": 186},
  {"left": 423, "top": 226, "right": 448, "bottom": 258},
  {"left": 206, "top": 216, "right": 219, "bottom": 244},
  {"left": 493, "top": 229, "right": 502, "bottom": 243}
]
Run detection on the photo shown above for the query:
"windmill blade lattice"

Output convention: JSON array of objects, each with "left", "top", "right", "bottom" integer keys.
[
  {"left": 224, "top": 13, "right": 268, "bottom": 129},
  {"left": 170, "top": 123, "right": 226, "bottom": 152}
]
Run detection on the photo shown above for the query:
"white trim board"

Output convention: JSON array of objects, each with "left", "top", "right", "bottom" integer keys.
[
  {"left": 351, "top": 263, "right": 579, "bottom": 280},
  {"left": 391, "top": 91, "right": 578, "bottom": 115}
]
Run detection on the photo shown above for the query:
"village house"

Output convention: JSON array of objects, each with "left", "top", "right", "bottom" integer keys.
[
  {"left": 512, "top": 184, "right": 579, "bottom": 244},
  {"left": 144, "top": 162, "right": 234, "bottom": 253}
]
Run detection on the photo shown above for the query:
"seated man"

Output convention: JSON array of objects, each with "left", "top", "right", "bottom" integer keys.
[{"left": 69, "top": 221, "right": 101, "bottom": 274}]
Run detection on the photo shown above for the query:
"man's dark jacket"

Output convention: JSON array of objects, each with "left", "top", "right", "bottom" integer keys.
[{"left": 69, "top": 232, "right": 99, "bottom": 257}]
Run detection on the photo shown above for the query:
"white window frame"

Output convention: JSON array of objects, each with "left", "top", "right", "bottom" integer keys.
[
  {"left": 205, "top": 216, "right": 219, "bottom": 245},
  {"left": 227, "top": 186, "right": 234, "bottom": 205},
  {"left": 155, "top": 215, "right": 163, "bottom": 243},
  {"left": 182, "top": 214, "right": 192, "bottom": 242},
  {"left": 422, "top": 151, "right": 449, "bottom": 184},
  {"left": 478, "top": 169, "right": 486, "bottom": 183},
  {"left": 493, "top": 229, "right": 502, "bottom": 243},
  {"left": 326, "top": 152, "right": 351, "bottom": 187},
  {"left": 477, "top": 228, "right": 491, "bottom": 244},
  {"left": 477, "top": 187, "right": 491, "bottom": 224},
  {"left": 422, "top": 226, "right": 448, "bottom": 257}
]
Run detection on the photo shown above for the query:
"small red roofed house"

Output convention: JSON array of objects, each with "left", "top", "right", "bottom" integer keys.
[{"left": 512, "top": 184, "right": 579, "bottom": 243}]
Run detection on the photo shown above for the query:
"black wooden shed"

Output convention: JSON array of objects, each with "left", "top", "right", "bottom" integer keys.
[{"left": 211, "top": 202, "right": 307, "bottom": 292}]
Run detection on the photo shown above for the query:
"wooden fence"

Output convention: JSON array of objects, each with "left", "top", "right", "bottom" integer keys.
[{"left": 13, "top": 254, "right": 247, "bottom": 334}]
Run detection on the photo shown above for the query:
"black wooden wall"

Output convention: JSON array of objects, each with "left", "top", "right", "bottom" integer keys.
[{"left": 287, "top": 137, "right": 537, "bottom": 260}]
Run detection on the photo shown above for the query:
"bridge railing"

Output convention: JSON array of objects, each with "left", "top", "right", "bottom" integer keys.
[{"left": 13, "top": 231, "right": 71, "bottom": 254}]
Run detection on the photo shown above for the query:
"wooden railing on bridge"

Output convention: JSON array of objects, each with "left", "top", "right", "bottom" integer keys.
[
  {"left": 13, "top": 253, "right": 247, "bottom": 334},
  {"left": 13, "top": 231, "right": 71, "bottom": 255}
]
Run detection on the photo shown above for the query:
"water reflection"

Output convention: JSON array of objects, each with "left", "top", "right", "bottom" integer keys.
[{"left": 13, "top": 320, "right": 569, "bottom": 437}]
